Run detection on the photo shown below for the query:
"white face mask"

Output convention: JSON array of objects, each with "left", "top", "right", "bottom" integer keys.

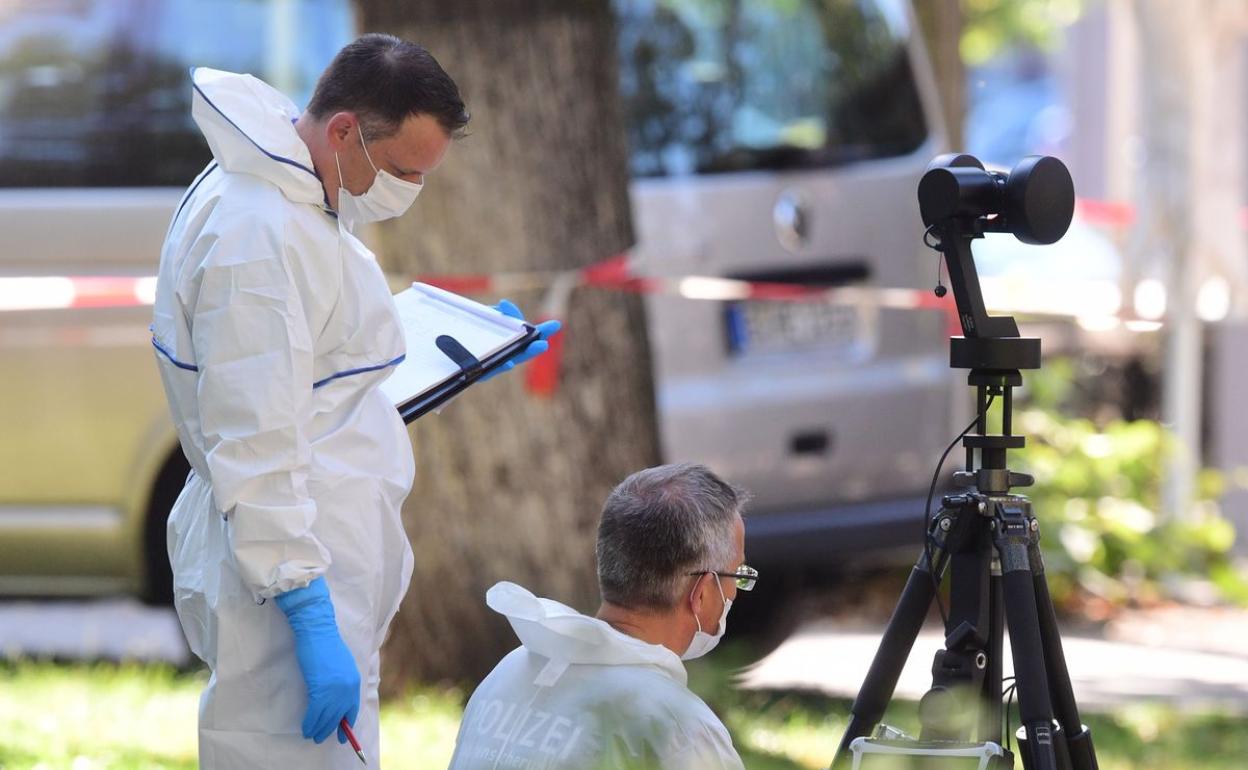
[
  {"left": 681, "top": 574, "right": 732, "bottom": 661},
  {"left": 334, "top": 122, "right": 423, "bottom": 231}
]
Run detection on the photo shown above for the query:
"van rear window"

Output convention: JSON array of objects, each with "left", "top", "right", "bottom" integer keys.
[{"left": 616, "top": 0, "right": 928, "bottom": 177}]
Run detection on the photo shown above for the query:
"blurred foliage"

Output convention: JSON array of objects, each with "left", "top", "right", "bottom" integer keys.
[
  {"left": 962, "top": 0, "right": 1088, "bottom": 66},
  {"left": 1015, "top": 358, "right": 1248, "bottom": 608}
]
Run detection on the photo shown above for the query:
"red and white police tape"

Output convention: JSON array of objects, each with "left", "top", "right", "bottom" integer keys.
[
  {"left": 411, "top": 253, "right": 963, "bottom": 397},
  {"left": 0, "top": 275, "right": 159, "bottom": 312},
  {"left": 0, "top": 194, "right": 1192, "bottom": 314},
  {"left": 0, "top": 195, "right": 1188, "bottom": 396}
]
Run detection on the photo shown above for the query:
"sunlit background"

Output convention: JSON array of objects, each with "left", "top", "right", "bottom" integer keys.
[{"left": 3, "top": 1, "right": 1248, "bottom": 768}]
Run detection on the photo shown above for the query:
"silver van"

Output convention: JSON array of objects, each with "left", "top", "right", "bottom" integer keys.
[
  {"left": 619, "top": 0, "right": 955, "bottom": 570},
  {"left": 0, "top": 0, "right": 953, "bottom": 601}
]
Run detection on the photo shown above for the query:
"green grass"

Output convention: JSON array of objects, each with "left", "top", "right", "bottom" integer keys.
[
  {"left": 0, "top": 662, "right": 201, "bottom": 770},
  {"left": 0, "top": 661, "right": 463, "bottom": 770},
  {"left": 378, "top": 687, "right": 464, "bottom": 767},
  {"left": 2, "top": 660, "right": 1247, "bottom": 769},
  {"left": 711, "top": 688, "right": 1248, "bottom": 770}
]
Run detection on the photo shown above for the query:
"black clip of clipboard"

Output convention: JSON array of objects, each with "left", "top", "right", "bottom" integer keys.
[
  {"left": 436, "top": 335, "right": 484, "bottom": 381},
  {"left": 396, "top": 323, "right": 540, "bottom": 424}
]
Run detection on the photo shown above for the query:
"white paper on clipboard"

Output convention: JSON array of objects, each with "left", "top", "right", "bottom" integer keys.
[{"left": 379, "top": 282, "right": 531, "bottom": 410}]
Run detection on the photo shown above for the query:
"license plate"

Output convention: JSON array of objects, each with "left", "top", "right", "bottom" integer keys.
[{"left": 724, "top": 300, "right": 862, "bottom": 354}]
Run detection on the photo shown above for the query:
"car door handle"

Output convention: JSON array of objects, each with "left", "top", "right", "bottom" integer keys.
[
  {"left": 730, "top": 262, "right": 871, "bottom": 288},
  {"left": 791, "top": 430, "right": 832, "bottom": 456}
]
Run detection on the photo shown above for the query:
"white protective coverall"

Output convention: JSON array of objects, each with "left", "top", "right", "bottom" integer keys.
[
  {"left": 448, "top": 582, "right": 746, "bottom": 770},
  {"left": 151, "top": 68, "right": 414, "bottom": 769}
]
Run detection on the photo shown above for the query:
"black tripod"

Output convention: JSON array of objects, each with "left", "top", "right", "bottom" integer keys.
[{"left": 830, "top": 155, "right": 1098, "bottom": 770}]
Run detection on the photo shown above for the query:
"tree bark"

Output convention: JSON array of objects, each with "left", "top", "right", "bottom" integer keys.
[
  {"left": 1130, "top": 0, "right": 1248, "bottom": 518},
  {"left": 355, "top": 0, "right": 661, "bottom": 688},
  {"left": 915, "top": 0, "right": 965, "bottom": 149}
]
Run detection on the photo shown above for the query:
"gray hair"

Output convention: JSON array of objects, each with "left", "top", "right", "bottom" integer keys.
[{"left": 596, "top": 463, "right": 749, "bottom": 611}]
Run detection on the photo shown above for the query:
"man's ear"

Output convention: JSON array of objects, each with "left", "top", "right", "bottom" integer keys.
[
  {"left": 325, "top": 112, "right": 357, "bottom": 151},
  {"left": 688, "top": 572, "right": 710, "bottom": 617}
]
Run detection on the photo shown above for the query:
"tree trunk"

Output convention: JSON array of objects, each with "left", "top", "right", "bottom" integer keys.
[
  {"left": 1130, "top": 0, "right": 1248, "bottom": 518},
  {"left": 915, "top": 0, "right": 964, "bottom": 149},
  {"left": 355, "top": 0, "right": 661, "bottom": 688}
]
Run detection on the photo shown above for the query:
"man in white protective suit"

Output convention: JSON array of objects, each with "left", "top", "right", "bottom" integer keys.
[
  {"left": 448, "top": 463, "right": 757, "bottom": 770},
  {"left": 151, "top": 34, "right": 558, "bottom": 769}
]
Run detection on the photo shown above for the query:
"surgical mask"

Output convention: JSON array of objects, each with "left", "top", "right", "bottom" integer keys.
[
  {"left": 334, "top": 123, "right": 423, "bottom": 231},
  {"left": 681, "top": 575, "right": 732, "bottom": 661}
]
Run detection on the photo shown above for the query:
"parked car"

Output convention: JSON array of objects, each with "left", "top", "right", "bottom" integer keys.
[
  {"left": 0, "top": 0, "right": 356, "bottom": 600},
  {"left": 0, "top": 0, "right": 955, "bottom": 605},
  {"left": 618, "top": 0, "right": 957, "bottom": 576}
]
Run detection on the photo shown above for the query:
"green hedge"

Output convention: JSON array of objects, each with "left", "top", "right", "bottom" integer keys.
[{"left": 1014, "top": 360, "right": 1247, "bottom": 607}]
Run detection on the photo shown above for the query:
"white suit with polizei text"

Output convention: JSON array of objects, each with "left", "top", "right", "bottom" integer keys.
[{"left": 449, "top": 582, "right": 746, "bottom": 770}]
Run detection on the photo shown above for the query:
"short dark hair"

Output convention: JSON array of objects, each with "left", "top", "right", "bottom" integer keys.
[
  {"left": 306, "top": 33, "right": 469, "bottom": 140},
  {"left": 596, "top": 464, "right": 749, "bottom": 611}
]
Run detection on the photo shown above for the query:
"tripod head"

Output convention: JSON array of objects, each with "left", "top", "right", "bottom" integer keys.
[{"left": 918, "top": 154, "right": 1075, "bottom": 493}]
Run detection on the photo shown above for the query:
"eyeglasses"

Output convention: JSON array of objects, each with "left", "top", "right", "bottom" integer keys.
[{"left": 688, "top": 564, "right": 758, "bottom": 592}]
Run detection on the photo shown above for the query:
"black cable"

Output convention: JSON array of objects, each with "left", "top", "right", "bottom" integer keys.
[
  {"left": 928, "top": 226, "right": 949, "bottom": 298},
  {"left": 923, "top": 395, "right": 995, "bottom": 629},
  {"left": 1003, "top": 679, "right": 1018, "bottom": 752}
]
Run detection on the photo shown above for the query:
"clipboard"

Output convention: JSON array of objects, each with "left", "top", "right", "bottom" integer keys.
[{"left": 380, "top": 283, "right": 541, "bottom": 423}]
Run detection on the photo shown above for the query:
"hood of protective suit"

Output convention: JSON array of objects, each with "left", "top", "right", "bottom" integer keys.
[
  {"left": 190, "top": 67, "right": 326, "bottom": 207},
  {"left": 486, "top": 581, "right": 688, "bottom": 685}
]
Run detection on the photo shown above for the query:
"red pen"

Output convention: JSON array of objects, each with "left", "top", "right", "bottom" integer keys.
[{"left": 340, "top": 718, "right": 367, "bottom": 765}]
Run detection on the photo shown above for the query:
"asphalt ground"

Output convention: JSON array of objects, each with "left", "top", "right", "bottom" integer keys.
[{"left": 742, "top": 604, "right": 1248, "bottom": 714}]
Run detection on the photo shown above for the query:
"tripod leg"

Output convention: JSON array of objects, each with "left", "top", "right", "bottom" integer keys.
[
  {"left": 979, "top": 566, "right": 1004, "bottom": 746},
  {"left": 831, "top": 525, "right": 951, "bottom": 769},
  {"left": 1032, "top": 554, "right": 1098, "bottom": 770},
  {"left": 994, "top": 507, "right": 1060, "bottom": 770},
  {"left": 921, "top": 519, "right": 992, "bottom": 743}
]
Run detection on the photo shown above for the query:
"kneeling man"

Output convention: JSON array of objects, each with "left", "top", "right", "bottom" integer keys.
[{"left": 448, "top": 463, "right": 755, "bottom": 770}]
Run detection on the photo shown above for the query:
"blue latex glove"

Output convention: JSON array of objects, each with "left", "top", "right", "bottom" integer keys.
[
  {"left": 274, "top": 576, "right": 360, "bottom": 745},
  {"left": 480, "top": 299, "right": 562, "bottom": 382}
]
